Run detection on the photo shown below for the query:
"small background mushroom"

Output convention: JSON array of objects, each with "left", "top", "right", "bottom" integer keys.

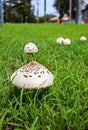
[
  {"left": 24, "top": 42, "right": 38, "bottom": 61},
  {"left": 56, "top": 37, "right": 64, "bottom": 44},
  {"left": 63, "top": 38, "right": 71, "bottom": 45},
  {"left": 80, "top": 36, "right": 87, "bottom": 42}
]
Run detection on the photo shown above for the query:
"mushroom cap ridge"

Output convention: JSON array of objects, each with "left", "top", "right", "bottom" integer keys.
[{"left": 11, "top": 61, "right": 54, "bottom": 89}]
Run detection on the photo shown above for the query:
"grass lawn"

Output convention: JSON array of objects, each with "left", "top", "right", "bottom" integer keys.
[{"left": 0, "top": 23, "right": 88, "bottom": 130}]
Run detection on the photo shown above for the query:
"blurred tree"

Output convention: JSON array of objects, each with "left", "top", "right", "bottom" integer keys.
[
  {"left": 13, "top": 0, "right": 32, "bottom": 23},
  {"left": 3, "top": 0, "right": 36, "bottom": 23},
  {"left": 3, "top": 0, "right": 12, "bottom": 22},
  {"left": 39, "top": 14, "right": 57, "bottom": 23},
  {"left": 53, "top": 0, "right": 76, "bottom": 18}
]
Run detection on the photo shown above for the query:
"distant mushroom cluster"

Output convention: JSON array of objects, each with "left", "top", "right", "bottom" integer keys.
[
  {"left": 56, "top": 37, "right": 71, "bottom": 45},
  {"left": 11, "top": 42, "right": 54, "bottom": 89},
  {"left": 56, "top": 36, "right": 87, "bottom": 45}
]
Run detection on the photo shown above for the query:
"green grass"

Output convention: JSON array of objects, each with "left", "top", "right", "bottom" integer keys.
[{"left": 0, "top": 23, "right": 88, "bottom": 130}]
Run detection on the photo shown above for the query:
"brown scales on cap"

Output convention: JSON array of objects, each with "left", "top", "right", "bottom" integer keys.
[
  {"left": 27, "top": 61, "right": 38, "bottom": 66},
  {"left": 19, "top": 61, "right": 43, "bottom": 76}
]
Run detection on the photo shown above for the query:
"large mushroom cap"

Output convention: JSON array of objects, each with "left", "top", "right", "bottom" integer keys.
[
  {"left": 24, "top": 42, "right": 38, "bottom": 54},
  {"left": 56, "top": 37, "right": 64, "bottom": 44},
  {"left": 11, "top": 61, "right": 54, "bottom": 89},
  {"left": 80, "top": 36, "right": 87, "bottom": 41}
]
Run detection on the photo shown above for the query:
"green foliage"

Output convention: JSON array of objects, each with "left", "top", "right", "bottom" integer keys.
[
  {"left": 39, "top": 14, "right": 57, "bottom": 23},
  {"left": 54, "top": 0, "right": 76, "bottom": 18},
  {"left": 3, "top": 0, "right": 36, "bottom": 23},
  {"left": 0, "top": 24, "right": 88, "bottom": 130}
]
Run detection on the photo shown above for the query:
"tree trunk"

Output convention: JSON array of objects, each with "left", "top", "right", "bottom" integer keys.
[
  {"left": 76, "top": 0, "right": 82, "bottom": 24},
  {"left": 23, "top": 14, "right": 26, "bottom": 23},
  {"left": 0, "top": 0, "right": 4, "bottom": 26}
]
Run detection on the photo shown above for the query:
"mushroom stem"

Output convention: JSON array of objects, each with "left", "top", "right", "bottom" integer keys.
[
  {"left": 31, "top": 53, "right": 35, "bottom": 61},
  {"left": 27, "top": 54, "right": 35, "bottom": 62}
]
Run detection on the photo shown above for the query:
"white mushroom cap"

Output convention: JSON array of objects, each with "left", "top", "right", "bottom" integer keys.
[
  {"left": 63, "top": 38, "right": 71, "bottom": 45},
  {"left": 56, "top": 37, "right": 64, "bottom": 44},
  {"left": 24, "top": 42, "right": 38, "bottom": 54},
  {"left": 80, "top": 36, "right": 87, "bottom": 41},
  {"left": 11, "top": 61, "right": 54, "bottom": 89}
]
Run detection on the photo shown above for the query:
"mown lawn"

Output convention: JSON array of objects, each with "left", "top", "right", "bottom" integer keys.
[{"left": 0, "top": 23, "right": 88, "bottom": 130}]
